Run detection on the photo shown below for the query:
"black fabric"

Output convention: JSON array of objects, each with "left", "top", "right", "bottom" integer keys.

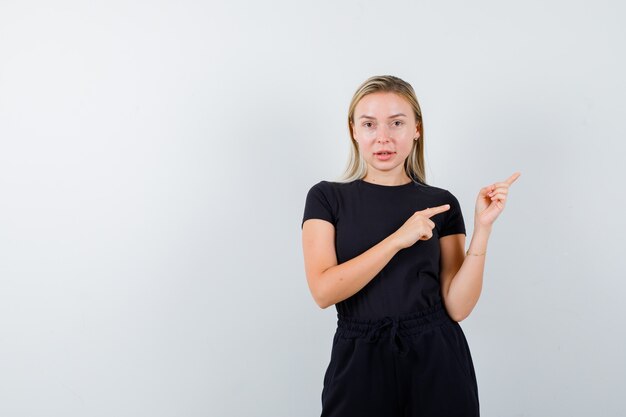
[
  {"left": 301, "top": 179, "right": 466, "bottom": 319},
  {"left": 320, "top": 300, "right": 480, "bottom": 416}
]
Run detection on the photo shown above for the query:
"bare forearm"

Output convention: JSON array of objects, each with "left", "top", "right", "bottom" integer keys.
[
  {"left": 318, "top": 235, "right": 402, "bottom": 309},
  {"left": 446, "top": 225, "right": 492, "bottom": 321}
]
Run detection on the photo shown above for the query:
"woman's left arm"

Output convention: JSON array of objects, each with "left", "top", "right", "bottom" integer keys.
[{"left": 439, "top": 172, "right": 521, "bottom": 322}]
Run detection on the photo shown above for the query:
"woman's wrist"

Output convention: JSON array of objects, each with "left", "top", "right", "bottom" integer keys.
[{"left": 466, "top": 223, "right": 491, "bottom": 256}]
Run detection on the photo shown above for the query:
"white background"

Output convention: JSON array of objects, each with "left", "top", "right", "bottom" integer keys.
[{"left": 1, "top": 0, "right": 624, "bottom": 416}]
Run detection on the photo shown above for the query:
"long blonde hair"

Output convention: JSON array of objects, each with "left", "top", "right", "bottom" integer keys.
[{"left": 336, "top": 75, "right": 427, "bottom": 185}]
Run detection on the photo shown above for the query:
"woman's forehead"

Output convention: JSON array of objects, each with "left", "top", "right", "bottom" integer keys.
[{"left": 355, "top": 92, "right": 412, "bottom": 118}]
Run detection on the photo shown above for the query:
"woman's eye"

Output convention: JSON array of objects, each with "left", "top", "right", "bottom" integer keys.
[
  {"left": 393, "top": 121, "right": 403, "bottom": 126},
  {"left": 363, "top": 122, "right": 373, "bottom": 128}
]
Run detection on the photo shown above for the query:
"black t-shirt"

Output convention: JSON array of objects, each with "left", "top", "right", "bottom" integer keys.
[{"left": 301, "top": 178, "right": 466, "bottom": 319}]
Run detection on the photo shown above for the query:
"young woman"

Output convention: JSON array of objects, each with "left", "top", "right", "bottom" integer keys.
[{"left": 301, "top": 75, "right": 520, "bottom": 416}]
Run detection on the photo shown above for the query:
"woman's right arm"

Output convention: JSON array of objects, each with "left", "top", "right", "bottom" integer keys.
[
  {"left": 301, "top": 204, "right": 451, "bottom": 309},
  {"left": 301, "top": 219, "right": 402, "bottom": 309}
]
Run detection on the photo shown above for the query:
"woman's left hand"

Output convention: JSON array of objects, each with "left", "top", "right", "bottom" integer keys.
[{"left": 475, "top": 172, "right": 521, "bottom": 228}]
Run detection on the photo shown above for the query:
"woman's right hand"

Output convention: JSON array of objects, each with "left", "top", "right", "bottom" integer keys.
[{"left": 391, "top": 204, "right": 451, "bottom": 250}]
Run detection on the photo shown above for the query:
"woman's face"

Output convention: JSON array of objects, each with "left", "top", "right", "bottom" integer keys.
[{"left": 351, "top": 92, "right": 420, "bottom": 180}]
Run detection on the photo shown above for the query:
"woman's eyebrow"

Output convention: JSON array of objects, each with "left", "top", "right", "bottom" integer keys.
[{"left": 359, "top": 113, "right": 408, "bottom": 119}]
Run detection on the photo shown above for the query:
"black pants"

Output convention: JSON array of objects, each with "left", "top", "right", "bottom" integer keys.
[{"left": 320, "top": 301, "right": 479, "bottom": 417}]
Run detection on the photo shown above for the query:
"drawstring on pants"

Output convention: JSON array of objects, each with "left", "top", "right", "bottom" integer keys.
[
  {"left": 365, "top": 316, "right": 409, "bottom": 357},
  {"left": 336, "top": 301, "right": 450, "bottom": 359}
]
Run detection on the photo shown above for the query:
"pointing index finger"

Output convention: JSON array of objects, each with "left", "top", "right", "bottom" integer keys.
[
  {"left": 424, "top": 204, "right": 451, "bottom": 218},
  {"left": 505, "top": 172, "right": 521, "bottom": 185}
]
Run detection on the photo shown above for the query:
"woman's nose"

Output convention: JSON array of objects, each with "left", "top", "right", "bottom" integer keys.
[{"left": 377, "top": 126, "right": 391, "bottom": 141}]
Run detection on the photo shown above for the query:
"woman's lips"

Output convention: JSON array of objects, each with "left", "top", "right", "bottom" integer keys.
[{"left": 374, "top": 152, "right": 395, "bottom": 161}]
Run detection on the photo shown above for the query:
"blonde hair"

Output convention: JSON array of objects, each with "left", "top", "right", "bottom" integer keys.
[{"left": 336, "top": 75, "right": 427, "bottom": 185}]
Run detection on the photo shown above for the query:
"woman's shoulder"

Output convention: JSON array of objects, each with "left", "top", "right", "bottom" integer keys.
[
  {"left": 308, "top": 179, "right": 356, "bottom": 191},
  {"left": 423, "top": 184, "right": 461, "bottom": 202},
  {"left": 304, "top": 180, "right": 344, "bottom": 200},
  {"left": 418, "top": 182, "right": 452, "bottom": 195}
]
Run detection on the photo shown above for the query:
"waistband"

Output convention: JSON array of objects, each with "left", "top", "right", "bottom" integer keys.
[{"left": 335, "top": 301, "right": 452, "bottom": 356}]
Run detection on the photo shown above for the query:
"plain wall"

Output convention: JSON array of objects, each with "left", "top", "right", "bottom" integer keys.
[{"left": 1, "top": 0, "right": 625, "bottom": 416}]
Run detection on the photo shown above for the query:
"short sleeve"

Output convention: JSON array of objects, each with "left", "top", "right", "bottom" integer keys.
[
  {"left": 301, "top": 181, "right": 337, "bottom": 229},
  {"left": 439, "top": 190, "right": 466, "bottom": 237}
]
